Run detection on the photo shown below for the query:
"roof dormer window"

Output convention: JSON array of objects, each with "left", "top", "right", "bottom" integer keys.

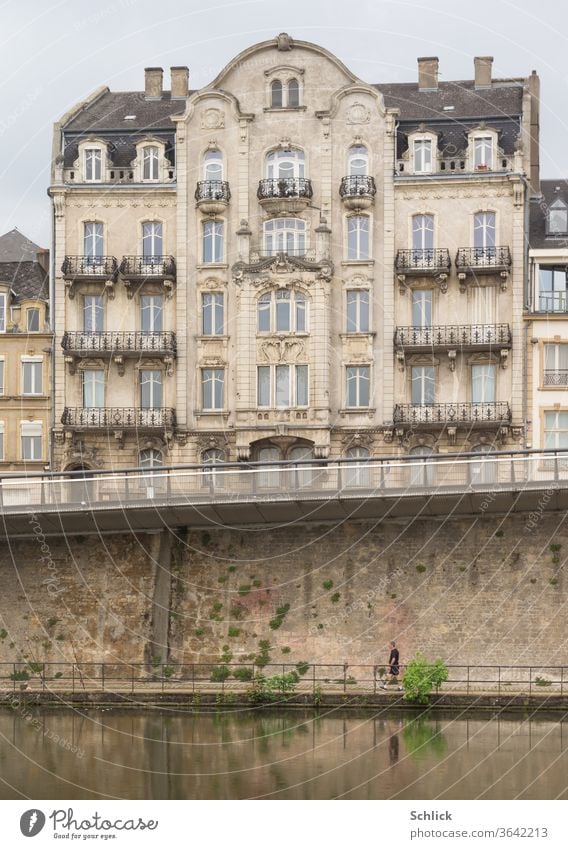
[
  {"left": 142, "top": 146, "right": 159, "bottom": 181},
  {"left": 414, "top": 139, "right": 433, "bottom": 174},
  {"left": 473, "top": 136, "right": 493, "bottom": 170},
  {"left": 548, "top": 198, "right": 568, "bottom": 235},
  {"left": 85, "top": 148, "right": 102, "bottom": 182}
]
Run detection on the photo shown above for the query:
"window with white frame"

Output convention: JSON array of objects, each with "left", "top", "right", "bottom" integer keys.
[
  {"left": 203, "top": 447, "right": 225, "bottom": 465},
  {"left": 202, "top": 368, "right": 224, "bottom": 410},
  {"left": 270, "top": 79, "right": 283, "bottom": 107},
  {"left": 346, "top": 289, "right": 370, "bottom": 332},
  {"left": 266, "top": 149, "right": 305, "bottom": 179},
  {"left": 82, "top": 369, "right": 104, "bottom": 407},
  {"left": 0, "top": 292, "right": 5, "bottom": 332},
  {"left": 346, "top": 365, "right": 370, "bottom": 407},
  {"left": 83, "top": 295, "right": 104, "bottom": 332},
  {"left": 473, "top": 136, "right": 493, "bottom": 170},
  {"left": 412, "top": 290, "right": 432, "bottom": 327},
  {"left": 142, "top": 146, "right": 160, "bottom": 181},
  {"left": 287, "top": 78, "right": 300, "bottom": 107},
  {"left": 202, "top": 292, "right": 224, "bottom": 335},
  {"left": 257, "top": 364, "right": 308, "bottom": 408},
  {"left": 140, "top": 370, "right": 163, "bottom": 408},
  {"left": 141, "top": 295, "right": 163, "bottom": 333},
  {"left": 409, "top": 445, "right": 436, "bottom": 486},
  {"left": 21, "top": 421, "right": 42, "bottom": 460},
  {"left": 411, "top": 366, "right": 435, "bottom": 405},
  {"left": 413, "top": 139, "right": 433, "bottom": 173},
  {"left": 257, "top": 288, "right": 307, "bottom": 333},
  {"left": 142, "top": 221, "right": 163, "bottom": 258},
  {"left": 203, "top": 149, "right": 223, "bottom": 180},
  {"left": 347, "top": 216, "right": 370, "bottom": 260},
  {"left": 412, "top": 214, "right": 434, "bottom": 257},
  {"left": 83, "top": 222, "right": 103, "bottom": 259},
  {"left": 547, "top": 199, "right": 568, "bottom": 235},
  {"left": 139, "top": 447, "right": 162, "bottom": 468},
  {"left": 26, "top": 308, "right": 40, "bottom": 332},
  {"left": 21, "top": 357, "right": 43, "bottom": 395},
  {"left": 472, "top": 364, "right": 496, "bottom": 403},
  {"left": 348, "top": 145, "right": 368, "bottom": 176},
  {"left": 545, "top": 411, "right": 568, "bottom": 450},
  {"left": 544, "top": 344, "right": 568, "bottom": 385},
  {"left": 474, "top": 212, "right": 496, "bottom": 250},
  {"left": 85, "top": 148, "right": 102, "bottom": 182},
  {"left": 538, "top": 266, "right": 568, "bottom": 312},
  {"left": 0, "top": 358, "right": 4, "bottom": 394},
  {"left": 344, "top": 446, "right": 371, "bottom": 487},
  {"left": 269, "top": 78, "right": 301, "bottom": 108},
  {"left": 0, "top": 422, "right": 4, "bottom": 461},
  {"left": 202, "top": 220, "right": 224, "bottom": 263},
  {"left": 263, "top": 218, "right": 306, "bottom": 255}
]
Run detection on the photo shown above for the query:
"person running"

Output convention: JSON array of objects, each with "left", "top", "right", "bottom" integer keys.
[{"left": 381, "top": 640, "right": 403, "bottom": 691}]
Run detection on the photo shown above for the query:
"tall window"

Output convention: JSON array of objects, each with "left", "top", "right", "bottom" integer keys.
[
  {"left": 412, "top": 214, "right": 434, "bottom": 257},
  {"left": 470, "top": 444, "right": 495, "bottom": 485},
  {"left": 202, "top": 293, "right": 224, "bottom": 335},
  {"left": 140, "top": 370, "right": 163, "bottom": 408},
  {"left": 264, "top": 218, "right": 306, "bottom": 255},
  {"left": 472, "top": 364, "right": 496, "bottom": 403},
  {"left": 83, "top": 222, "right": 103, "bottom": 259},
  {"left": 85, "top": 148, "right": 102, "bottom": 181},
  {"left": 82, "top": 370, "right": 104, "bottom": 407},
  {"left": 203, "top": 149, "right": 223, "bottom": 180},
  {"left": 411, "top": 366, "right": 435, "bottom": 405},
  {"left": 538, "top": 266, "right": 568, "bottom": 312},
  {"left": 346, "top": 366, "right": 370, "bottom": 407},
  {"left": 0, "top": 292, "right": 5, "bottom": 332},
  {"left": 547, "top": 199, "right": 568, "bottom": 235},
  {"left": 139, "top": 448, "right": 162, "bottom": 468},
  {"left": 346, "top": 289, "right": 370, "bottom": 332},
  {"left": 83, "top": 296, "right": 103, "bottom": 332},
  {"left": 257, "top": 289, "right": 307, "bottom": 332},
  {"left": 544, "top": 344, "right": 568, "bottom": 386},
  {"left": 474, "top": 136, "right": 493, "bottom": 169},
  {"left": 288, "top": 79, "right": 300, "bottom": 107},
  {"left": 347, "top": 216, "right": 370, "bottom": 260},
  {"left": 348, "top": 145, "right": 368, "bottom": 176},
  {"left": 141, "top": 295, "right": 163, "bottom": 332},
  {"left": 202, "top": 368, "right": 224, "bottom": 410},
  {"left": 21, "top": 422, "right": 42, "bottom": 460},
  {"left": 270, "top": 79, "right": 283, "bottom": 107},
  {"left": 257, "top": 364, "right": 308, "bottom": 408},
  {"left": 344, "top": 446, "right": 370, "bottom": 487},
  {"left": 142, "top": 221, "right": 163, "bottom": 258},
  {"left": 266, "top": 149, "right": 305, "bottom": 179},
  {"left": 0, "top": 359, "right": 4, "bottom": 395},
  {"left": 22, "top": 357, "right": 43, "bottom": 395},
  {"left": 545, "top": 411, "right": 568, "bottom": 450},
  {"left": 26, "top": 308, "right": 40, "bottom": 332},
  {"left": 412, "top": 290, "right": 432, "bottom": 327},
  {"left": 202, "top": 220, "right": 224, "bottom": 263},
  {"left": 409, "top": 445, "right": 435, "bottom": 486},
  {"left": 0, "top": 422, "right": 4, "bottom": 461},
  {"left": 414, "top": 139, "right": 432, "bottom": 173},
  {"left": 202, "top": 448, "right": 225, "bottom": 486},
  {"left": 142, "top": 146, "right": 159, "bottom": 181},
  {"left": 474, "top": 212, "right": 496, "bottom": 250}
]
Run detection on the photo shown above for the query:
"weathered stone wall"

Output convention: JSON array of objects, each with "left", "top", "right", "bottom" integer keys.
[{"left": 0, "top": 513, "right": 566, "bottom": 669}]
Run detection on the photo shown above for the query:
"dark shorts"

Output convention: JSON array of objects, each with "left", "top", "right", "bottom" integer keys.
[{"left": 390, "top": 666, "right": 399, "bottom": 676}]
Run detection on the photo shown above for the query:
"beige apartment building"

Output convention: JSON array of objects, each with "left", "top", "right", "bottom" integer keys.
[
  {"left": 48, "top": 34, "right": 540, "bottom": 472},
  {"left": 0, "top": 229, "right": 51, "bottom": 473}
]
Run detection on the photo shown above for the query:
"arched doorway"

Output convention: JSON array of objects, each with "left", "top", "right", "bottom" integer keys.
[
  {"left": 252, "top": 439, "right": 315, "bottom": 490},
  {"left": 344, "top": 446, "right": 371, "bottom": 488},
  {"left": 64, "top": 463, "right": 95, "bottom": 504},
  {"left": 409, "top": 445, "right": 436, "bottom": 487},
  {"left": 470, "top": 444, "right": 495, "bottom": 485}
]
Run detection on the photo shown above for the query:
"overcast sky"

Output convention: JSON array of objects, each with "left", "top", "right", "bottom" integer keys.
[{"left": 1, "top": 0, "right": 567, "bottom": 246}]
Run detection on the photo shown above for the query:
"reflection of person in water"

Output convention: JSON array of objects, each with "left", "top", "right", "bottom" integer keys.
[{"left": 389, "top": 733, "right": 399, "bottom": 765}]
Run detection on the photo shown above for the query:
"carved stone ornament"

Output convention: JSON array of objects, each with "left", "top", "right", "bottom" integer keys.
[
  {"left": 259, "top": 337, "right": 305, "bottom": 363},
  {"left": 341, "top": 430, "right": 375, "bottom": 451},
  {"left": 276, "top": 32, "right": 294, "bottom": 51},
  {"left": 201, "top": 108, "right": 225, "bottom": 130},
  {"left": 347, "top": 103, "right": 371, "bottom": 125}
]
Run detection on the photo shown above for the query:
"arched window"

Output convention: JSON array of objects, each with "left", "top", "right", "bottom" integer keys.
[
  {"left": 409, "top": 445, "right": 435, "bottom": 487},
  {"left": 263, "top": 218, "right": 306, "bottom": 256},
  {"left": 289, "top": 444, "right": 313, "bottom": 487},
  {"left": 474, "top": 212, "right": 496, "bottom": 253},
  {"left": 348, "top": 145, "right": 368, "bottom": 176},
  {"left": 344, "top": 446, "right": 370, "bottom": 487},
  {"left": 142, "top": 146, "right": 159, "bottom": 181},
  {"left": 548, "top": 199, "right": 568, "bottom": 235},
  {"left": 347, "top": 215, "right": 370, "bottom": 260},
  {"left": 266, "top": 149, "right": 305, "bottom": 179},
  {"left": 257, "top": 287, "right": 308, "bottom": 332},
  {"left": 203, "top": 149, "right": 223, "bottom": 181},
  {"left": 202, "top": 220, "right": 224, "bottom": 263},
  {"left": 470, "top": 444, "right": 495, "bottom": 485},
  {"left": 83, "top": 222, "right": 104, "bottom": 260},
  {"left": 142, "top": 221, "right": 163, "bottom": 258},
  {"left": 412, "top": 214, "right": 434, "bottom": 253},
  {"left": 84, "top": 147, "right": 102, "bottom": 182},
  {"left": 287, "top": 78, "right": 300, "bottom": 107},
  {"left": 271, "top": 80, "right": 283, "bottom": 108},
  {"left": 203, "top": 448, "right": 224, "bottom": 465},
  {"left": 139, "top": 448, "right": 162, "bottom": 468},
  {"left": 139, "top": 448, "right": 163, "bottom": 497}
]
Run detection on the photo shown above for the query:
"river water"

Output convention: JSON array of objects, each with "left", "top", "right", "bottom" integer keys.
[{"left": 0, "top": 708, "right": 567, "bottom": 799}]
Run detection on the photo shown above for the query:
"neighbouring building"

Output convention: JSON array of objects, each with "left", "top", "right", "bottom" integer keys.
[
  {"left": 0, "top": 229, "right": 51, "bottom": 472},
  {"left": 48, "top": 34, "right": 540, "bottom": 473}
]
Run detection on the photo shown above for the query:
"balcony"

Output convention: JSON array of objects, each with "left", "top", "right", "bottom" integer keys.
[
  {"left": 395, "top": 249, "right": 451, "bottom": 292},
  {"left": 393, "top": 402, "right": 512, "bottom": 431},
  {"left": 195, "top": 180, "right": 231, "bottom": 215},
  {"left": 257, "top": 177, "right": 313, "bottom": 213},
  {"left": 61, "top": 407, "right": 176, "bottom": 430},
  {"left": 455, "top": 247, "right": 512, "bottom": 285},
  {"left": 339, "top": 175, "right": 376, "bottom": 211},
  {"left": 62, "top": 256, "right": 118, "bottom": 281},
  {"left": 119, "top": 256, "right": 176, "bottom": 297},
  {"left": 61, "top": 331, "right": 177, "bottom": 367},
  {"left": 543, "top": 370, "right": 568, "bottom": 387},
  {"left": 395, "top": 323, "right": 512, "bottom": 353}
]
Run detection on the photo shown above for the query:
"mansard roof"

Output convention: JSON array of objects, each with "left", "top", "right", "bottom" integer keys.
[
  {"left": 529, "top": 179, "right": 568, "bottom": 249},
  {"left": 0, "top": 229, "right": 49, "bottom": 302}
]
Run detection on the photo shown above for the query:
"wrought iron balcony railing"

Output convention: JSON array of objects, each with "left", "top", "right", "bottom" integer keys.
[
  {"left": 61, "top": 331, "right": 177, "bottom": 355},
  {"left": 257, "top": 177, "right": 313, "bottom": 201},
  {"left": 395, "top": 249, "right": 451, "bottom": 275},
  {"left": 61, "top": 407, "right": 176, "bottom": 429},
  {"left": 544, "top": 370, "right": 568, "bottom": 386},
  {"left": 537, "top": 294, "right": 568, "bottom": 313},
  {"left": 455, "top": 246, "right": 512, "bottom": 274},
  {"left": 339, "top": 175, "right": 377, "bottom": 198},
  {"left": 194, "top": 180, "right": 231, "bottom": 203},
  {"left": 62, "top": 256, "right": 118, "bottom": 279},
  {"left": 119, "top": 256, "right": 176, "bottom": 280},
  {"left": 393, "top": 402, "right": 512, "bottom": 426},
  {"left": 395, "top": 323, "right": 512, "bottom": 349}
]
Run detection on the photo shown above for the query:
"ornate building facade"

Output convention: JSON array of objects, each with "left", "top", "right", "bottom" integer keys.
[{"left": 49, "top": 34, "right": 540, "bottom": 472}]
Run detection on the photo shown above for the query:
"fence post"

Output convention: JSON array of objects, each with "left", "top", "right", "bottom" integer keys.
[
  {"left": 498, "top": 666, "right": 500, "bottom": 697},
  {"left": 343, "top": 664, "right": 347, "bottom": 694},
  {"left": 373, "top": 665, "right": 377, "bottom": 695},
  {"left": 562, "top": 667, "right": 564, "bottom": 698},
  {"left": 132, "top": 665, "right": 134, "bottom": 694},
  {"left": 102, "top": 663, "right": 105, "bottom": 692},
  {"left": 312, "top": 664, "right": 316, "bottom": 696},
  {"left": 72, "top": 663, "right": 75, "bottom": 694},
  {"left": 529, "top": 666, "right": 532, "bottom": 697},
  {"left": 12, "top": 663, "right": 15, "bottom": 692},
  {"left": 467, "top": 665, "right": 470, "bottom": 696}
]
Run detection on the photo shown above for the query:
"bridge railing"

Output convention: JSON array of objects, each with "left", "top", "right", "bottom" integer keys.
[{"left": 0, "top": 449, "right": 567, "bottom": 512}]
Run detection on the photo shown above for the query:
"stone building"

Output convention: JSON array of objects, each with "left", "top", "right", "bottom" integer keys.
[
  {"left": 48, "top": 34, "right": 540, "bottom": 472},
  {"left": 0, "top": 229, "right": 51, "bottom": 472}
]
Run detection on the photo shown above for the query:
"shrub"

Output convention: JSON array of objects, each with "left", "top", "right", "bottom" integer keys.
[
  {"left": 10, "top": 670, "right": 29, "bottom": 682},
  {"left": 276, "top": 603, "right": 290, "bottom": 617},
  {"left": 402, "top": 652, "right": 448, "bottom": 704},
  {"left": 550, "top": 543, "right": 562, "bottom": 552},
  {"left": 47, "top": 618, "right": 59, "bottom": 628},
  {"left": 218, "top": 576, "right": 227, "bottom": 584},
  {"left": 210, "top": 665, "right": 230, "bottom": 683},
  {"left": 535, "top": 676, "right": 551, "bottom": 687},
  {"left": 227, "top": 565, "right": 237, "bottom": 573},
  {"left": 416, "top": 564, "right": 426, "bottom": 574},
  {"left": 238, "top": 585, "right": 251, "bottom": 596},
  {"left": 228, "top": 626, "right": 241, "bottom": 638},
  {"left": 230, "top": 605, "right": 245, "bottom": 620},
  {"left": 296, "top": 661, "right": 310, "bottom": 676},
  {"left": 0, "top": 629, "right": 7, "bottom": 640},
  {"left": 252, "top": 579, "right": 262, "bottom": 588},
  {"left": 233, "top": 666, "right": 253, "bottom": 682},
  {"left": 281, "top": 646, "right": 291, "bottom": 655},
  {"left": 195, "top": 628, "right": 204, "bottom": 637},
  {"left": 269, "top": 616, "right": 284, "bottom": 630},
  {"left": 322, "top": 580, "right": 333, "bottom": 590},
  {"left": 330, "top": 593, "right": 340, "bottom": 603},
  {"left": 27, "top": 662, "right": 44, "bottom": 674}
]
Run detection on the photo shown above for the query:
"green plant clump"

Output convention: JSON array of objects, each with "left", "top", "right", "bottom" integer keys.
[
  {"left": 296, "top": 661, "right": 310, "bottom": 676},
  {"left": 322, "top": 580, "right": 333, "bottom": 591},
  {"left": 330, "top": 593, "right": 341, "bottom": 603},
  {"left": 416, "top": 564, "right": 426, "bottom": 574},
  {"left": 210, "top": 665, "right": 231, "bottom": 683},
  {"left": 228, "top": 626, "right": 241, "bottom": 638},
  {"left": 238, "top": 585, "right": 251, "bottom": 596},
  {"left": 535, "top": 676, "right": 551, "bottom": 687},
  {"left": 227, "top": 565, "right": 237, "bottom": 573},
  {"left": 402, "top": 653, "right": 449, "bottom": 704},
  {"left": 233, "top": 666, "right": 253, "bottom": 682},
  {"left": 0, "top": 629, "right": 7, "bottom": 640},
  {"left": 10, "top": 670, "right": 29, "bottom": 682}
]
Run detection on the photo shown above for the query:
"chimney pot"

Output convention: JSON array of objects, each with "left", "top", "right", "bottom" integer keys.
[
  {"left": 474, "top": 56, "right": 493, "bottom": 89},
  {"left": 418, "top": 57, "right": 439, "bottom": 91},
  {"left": 171, "top": 66, "right": 189, "bottom": 99},
  {"left": 144, "top": 67, "right": 163, "bottom": 100}
]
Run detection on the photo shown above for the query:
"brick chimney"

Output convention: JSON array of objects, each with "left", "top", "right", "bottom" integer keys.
[
  {"left": 474, "top": 56, "right": 493, "bottom": 89},
  {"left": 418, "top": 57, "right": 439, "bottom": 91},
  {"left": 144, "top": 67, "right": 163, "bottom": 100},
  {"left": 170, "top": 66, "right": 189, "bottom": 99}
]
